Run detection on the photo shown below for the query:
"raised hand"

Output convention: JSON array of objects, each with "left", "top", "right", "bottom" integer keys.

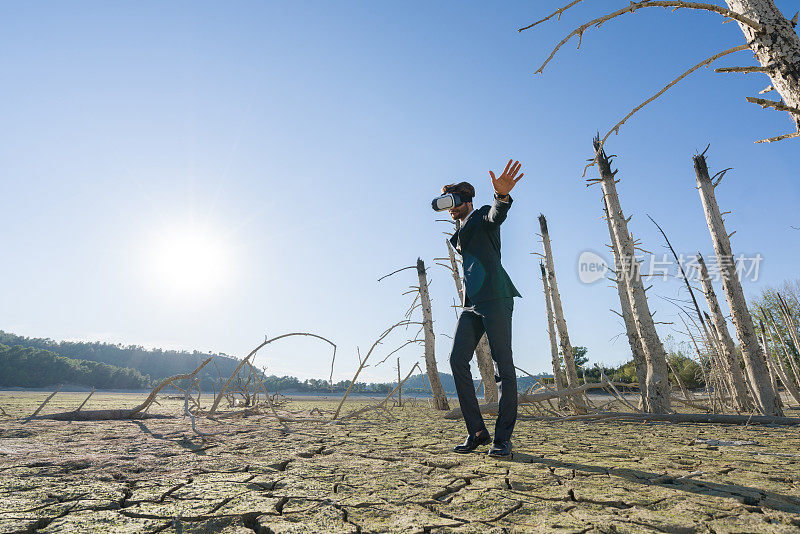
[{"left": 490, "top": 159, "right": 524, "bottom": 197}]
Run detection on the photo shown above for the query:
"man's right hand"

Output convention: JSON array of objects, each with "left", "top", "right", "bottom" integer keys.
[{"left": 490, "top": 159, "right": 524, "bottom": 197}]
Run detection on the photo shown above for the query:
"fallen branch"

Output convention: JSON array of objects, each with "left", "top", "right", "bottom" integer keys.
[
  {"left": 443, "top": 382, "right": 627, "bottom": 419},
  {"left": 30, "top": 360, "right": 213, "bottom": 421},
  {"left": 518, "top": 411, "right": 800, "bottom": 426},
  {"left": 132, "top": 357, "right": 214, "bottom": 416},
  {"left": 340, "top": 362, "right": 422, "bottom": 421},
  {"left": 210, "top": 333, "right": 336, "bottom": 414},
  {"left": 31, "top": 410, "right": 173, "bottom": 421},
  {"left": 671, "top": 395, "right": 712, "bottom": 412},
  {"left": 600, "top": 368, "right": 641, "bottom": 413}
]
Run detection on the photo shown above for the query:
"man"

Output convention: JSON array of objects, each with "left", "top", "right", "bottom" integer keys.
[{"left": 444, "top": 159, "right": 523, "bottom": 458}]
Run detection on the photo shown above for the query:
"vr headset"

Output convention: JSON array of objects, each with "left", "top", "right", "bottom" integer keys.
[{"left": 431, "top": 192, "right": 470, "bottom": 212}]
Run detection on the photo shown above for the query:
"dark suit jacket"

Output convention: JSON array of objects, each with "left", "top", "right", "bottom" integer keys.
[{"left": 449, "top": 194, "right": 521, "bottom": 305}]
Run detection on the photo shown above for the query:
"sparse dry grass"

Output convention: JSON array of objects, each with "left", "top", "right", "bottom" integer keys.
[{"left": 2, "top": 391, "right": 800, "bottom": 533}]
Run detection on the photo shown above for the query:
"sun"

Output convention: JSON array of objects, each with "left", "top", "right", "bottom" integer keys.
[{"left": 145, "top": 223, "right": 232, "bottom": 299}]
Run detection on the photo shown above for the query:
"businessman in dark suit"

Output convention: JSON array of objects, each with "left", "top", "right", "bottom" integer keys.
[{"left": 445, "top": 159, "right": 523, "bottom": 458}]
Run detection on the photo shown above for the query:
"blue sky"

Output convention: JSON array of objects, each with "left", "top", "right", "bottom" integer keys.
[{"left": 1, "top": 1, "right": 798, "bottom": 383}]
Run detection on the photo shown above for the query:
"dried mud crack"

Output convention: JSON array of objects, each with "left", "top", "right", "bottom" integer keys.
[{"left": 2, "top": 394, "right": 800, "bottom": 532}]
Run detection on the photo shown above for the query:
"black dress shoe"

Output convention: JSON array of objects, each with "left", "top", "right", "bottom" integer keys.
[
  {"left": 488, "top": 440, "right": 512, "bottom": 458},
  {"left": 453, "top": 429, "right": 491, "bottom": 453}
]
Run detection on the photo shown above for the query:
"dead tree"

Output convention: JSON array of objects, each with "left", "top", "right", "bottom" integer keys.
[
  {"left": 417, "top": 258, "right": 450, "bottom": 410},
  {"left": 693, "top": 152, "right": 781, "bottom": 415},
  {"left": 538, "top": 214, "right": 585, "bottom": 412},
  {"left": 378, "top": 262, "right": 449, "bottom": 410},
  {"left": 762, "top": 314, "right": 800, "bottom": 403},
  {"left": 441, "top": 239, "right": 498, "bottom": 403},
  {"left": 28, "top": 358, "right": 214, "bottom": 421},
  {"left": 210, "top": 332, "right": 336, "bottom": 414},
  {"left": 589, "top": 139, "right": 671, "bottom": 413},
  {"left": 697, "top": 253, "right": 752, "bottom": 411},
  {"left": 333, "top": 320, "right": 414, "bottom": 419},
  {"left": 602, "top": 200, "right": 649, "bottom": 410},
  {"left": 522, "top": 1, "right": 800, "bottom": 145},
  {"left": 540, "top": 262, "right": 567, "bottom": 399},
  {"left": 726, "top": 0, "right": 800, "bottom": 138}
]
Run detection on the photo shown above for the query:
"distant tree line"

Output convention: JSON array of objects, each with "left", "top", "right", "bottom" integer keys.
[
  {"left": 0, "top": 344, "right": 150, "bottom": 389},
  {"left": 0, "top": 331, "right": 242, "bottom": 390}
]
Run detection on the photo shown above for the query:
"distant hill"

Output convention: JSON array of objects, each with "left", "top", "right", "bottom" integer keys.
[
  {"left": 0, "top": 343, "right": 150, "bottom": 389},
  {"left": 398, "top": 370, "right": 553, "bottom": 395},
  {"left": 0, "top": 331, "right": 243, "bottom": 390}
]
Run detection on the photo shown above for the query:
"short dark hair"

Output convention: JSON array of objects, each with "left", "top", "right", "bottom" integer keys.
[{"left": 441, "top": 181, "right": 475, "bottom": 203}]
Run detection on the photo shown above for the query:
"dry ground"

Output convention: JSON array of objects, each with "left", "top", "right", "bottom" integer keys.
[{"left": 1, "top": 391, "right": 800, "bottom": 533}]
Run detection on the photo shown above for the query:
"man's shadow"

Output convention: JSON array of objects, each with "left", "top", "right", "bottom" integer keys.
[{"left": 506, "top": 451, "right": 800, "bottom": 514}]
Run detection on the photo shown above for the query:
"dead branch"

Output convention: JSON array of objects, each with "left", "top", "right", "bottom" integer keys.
[
  {"left": 210, "top": 333, "right": 336, "bottom": 414},
  {"left": 755, "top": 131, "right": 800, "bottom": 144},
  {"left": 132, "top": 357, "right": 214, "bottom": 416},
  {"left": 745, "top": 96, "right": 800, "bottom": 116},
  {"left": 599, "top": 368, "right": 642, "bottom": 413},
  {"left": 23, "top": 385, "right": 63, "bottom": 422},
  {"left": 715, "top": 65, "right": 770, "bottom": 73},
  {"left": 671, "top": 395, "right": 711, "bottom": 412},
  {"left": 74, "top": 387, "right": 95, "bottom": 413},
  {"left": 333, "top": 320, "right": 412, "bottom": 419},
  {"left": 375, "top": 338, "right": 423, "bottom": 366},
  {"left": 587, "top": 45, "right": 749, "bottom": 173},
  {"left": 518, "top": 411, "right": 800, "bottom": 426},
  {"left": 184, "top": 379, "right": 213, "bottom": 438},
  {"left": 377, "top": 265, "right": 416, "bottom": 282},
  {"left": 248, "top": 362, "right": 289, "bottom": 430},
  {"left": 340, "top": 362, "right": 422, "bottom": 421},
  {"left": 533, "top": 3, "right": 760, "bottom": 74},
  {"left": 444, "top": 382, "right": 630, "bottom": 419},
  {"left": 518, "top": 0, "right": 586, "bottom": 31}
]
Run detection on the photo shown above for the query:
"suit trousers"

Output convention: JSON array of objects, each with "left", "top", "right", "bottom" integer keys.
[{"left": 448, "top": 297, "right": 517, "bottom": 442}]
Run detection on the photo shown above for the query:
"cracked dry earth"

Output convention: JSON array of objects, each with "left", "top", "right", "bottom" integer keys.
[{"left": 2, "top": 393, "right": 800, "bottom": 533}]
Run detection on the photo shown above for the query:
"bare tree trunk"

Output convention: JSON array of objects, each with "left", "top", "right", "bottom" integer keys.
[
  {"left": 697, "top": 254, "right": 752, "bottom": 411},
  {"left": 694, "top": 154, "right": 782, "bottom": 415},
  {"left": 540, "top": 262, "right": 567, "bottom": 407},
  {"left": 603, "top": 199, "right": 649, "bottom": 411},
  {"left": 417, "top": 258, "right": 450, "bottom": 410},
  {"left": 594, "top": 141, "right": 671, "bottom": 413},
  {"left": 704, "top": 322, "right": 738, "bottom": 410},
  {"left": 760, "top": 329, "right": 786, "bottom": 409},
  {"left": 762, "top": 319, "right": 800, "bottom": 405},
  {"left": 725, "top": 0, "right": 800, "bottom": 131},
  {"left": 445, "top": 241, "right": 498, "bottom": 403},
  {"left": 766, "top": 310, "right": 800, "bottom": 389},
  {"left": 775, "top": 295, "right": 800, "bottom": 383},
  {"left": 538, "top": 214, "right": 585, "bottom": 413},
  {"left": 397, "top": 357, "right": 402, "bottom": 407}
]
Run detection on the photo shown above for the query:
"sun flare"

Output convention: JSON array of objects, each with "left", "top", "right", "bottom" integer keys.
[{"left": 145, "top": 223, "right": 232, "bottom": 298}]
